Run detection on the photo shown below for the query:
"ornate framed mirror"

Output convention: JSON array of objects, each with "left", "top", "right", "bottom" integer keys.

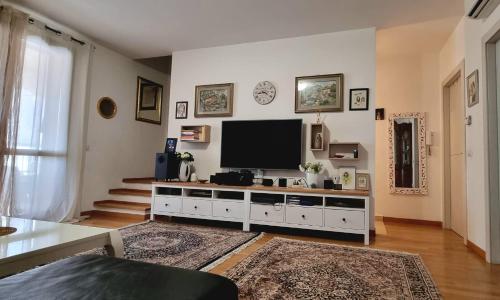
[{"left": 388, "top": 112, "right": 428, "bottom": 195}]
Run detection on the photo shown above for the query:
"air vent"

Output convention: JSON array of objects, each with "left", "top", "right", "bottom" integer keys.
[{"left": 468, "top": 0, "right": 500, "bottom": 19}]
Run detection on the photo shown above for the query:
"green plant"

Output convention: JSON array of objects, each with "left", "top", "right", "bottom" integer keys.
[{"left": 299, "top": 162, "right": 323, "bottom": 174}]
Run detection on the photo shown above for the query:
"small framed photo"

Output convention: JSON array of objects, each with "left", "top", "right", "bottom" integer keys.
[
  {"left": 176, "top": 101, "right": 188, "bottom": 119},
  {"left": 356, "top": 173, "right": 370, "bottom": 191},
  {"left": 349, "top": 88, "right": 369, "bottom": 111},
  {"left": 195, "top": 83, "right": 234, "bottom": 118},
  {"left": 467, "top": 70, "right": 479, "bottom": 107},
  {"left": 375, "top": 108, "right": 385, "bottom": 120},
  {"left": 339, "top": 167, "right": 356, "bottom": 190}
]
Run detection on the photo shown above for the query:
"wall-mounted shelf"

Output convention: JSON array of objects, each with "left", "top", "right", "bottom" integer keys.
[
  {"left": 328, "top": 142, "right": 360, "bottom": 161},
  {"left": 310, "top": 123, "right": 324, "bottom": 151},
  {"left": 180, "top": 125, "right": 211, "bottom": 143}
]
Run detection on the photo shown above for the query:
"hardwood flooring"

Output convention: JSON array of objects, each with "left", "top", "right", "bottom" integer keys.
[{"left": 78, "top": 216, "right": 500, "bottom": 299}]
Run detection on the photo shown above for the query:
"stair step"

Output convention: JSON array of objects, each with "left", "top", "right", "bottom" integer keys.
[
  {"left": 94, "top": 200, "right": 151, "bottom": 212},
  {"left": 122, "top": 177, "right": 155, "bottom": 184},
  {"left": 109, "top": 188, "right": 151, "bottom": 197}
]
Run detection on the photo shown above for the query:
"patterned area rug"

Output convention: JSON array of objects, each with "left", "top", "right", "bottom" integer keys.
[
  {"left": 224, "top": 238, "right": 441, "bottom": 300},
  {"left": 84, "top": 221, "right": 259, "bottom": 270}
]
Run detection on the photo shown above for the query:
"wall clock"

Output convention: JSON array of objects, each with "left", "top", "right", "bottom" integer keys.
[{"left": 253, "top": 81, "right": 276, "bottom": 105}]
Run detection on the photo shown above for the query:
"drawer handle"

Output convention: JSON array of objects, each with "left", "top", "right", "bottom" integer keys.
[
  {"left": 342, "top": 218, "right": 346, "bottom": 222},
  {"left": 225, "top": 208, "right": 230, "bottom": 212},
  {"left": 301, "top": 214, "right": 306, "bottom": 219},
  {"left": 264, "top": 212, "right": 268, "bottom": 216},
  {"left": 164, "top": 203, "right": 169, "bottom": 207},
  {"left": 194, "top": 206, "right": 198, "bottom": 209}
]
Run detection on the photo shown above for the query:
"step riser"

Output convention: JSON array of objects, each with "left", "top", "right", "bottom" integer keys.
[
  {"left": 92, "top": 206, "right": 149, "bottom": 216},
  {"left": 120, "top": 183, "right": 152, "bottom": 190},
  {"left": 106, "top": 195, "right": 152, "bottom": 203}
]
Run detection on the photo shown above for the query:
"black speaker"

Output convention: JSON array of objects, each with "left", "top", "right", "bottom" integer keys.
[
  {"left": 278, "top": 178, "right": 287, "bottom": 187},
  {"left": 262, "top": 178, "right": 274, "bottom": 186},
  {"left": 324, "top": 179, "right": 334, "bottom": 189},
  {"left": 155, "top": 153, "right": 180, "bottom": 181}
]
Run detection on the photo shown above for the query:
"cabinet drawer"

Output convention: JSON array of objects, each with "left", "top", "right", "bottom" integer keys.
[
  {"left": 213, "top": 201, "right": 244, "bottom": 219},
  {"left": 182, "top": 198, "right": 212, "bottom": 216},
  {"left": 154, "top": 196, "right": 181, "bottom": 213},
  {"left": 250, "top": 204, "right": 284, "bottom": 223},
  {"left": 325, "top": 209, "right": 365, "bottom": 230},
  {"left": 286, "top": 206, "right": 323, "bottom": 226}
]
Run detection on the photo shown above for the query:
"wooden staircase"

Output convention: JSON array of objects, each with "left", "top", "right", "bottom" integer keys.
[{"left": 85, "top": 177, "right": 155, "bottom": 221}]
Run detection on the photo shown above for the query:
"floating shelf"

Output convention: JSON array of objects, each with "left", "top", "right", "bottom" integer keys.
[
  {"left": 180, "top": 125, "right": 211, "bottom": 143},
  {"left": 328, "top": 142, "right": 360, "bottom": 160},
  {"left": 310, "top": 123, "right": 324, "bottom": 151}
]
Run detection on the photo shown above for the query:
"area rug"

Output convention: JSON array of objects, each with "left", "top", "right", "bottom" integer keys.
[
  {"left": 84, "top": 221, "right": 260, "bottom": 270},
  {"left": 223, "top": 238, "right": 441, "bottom": 300}
]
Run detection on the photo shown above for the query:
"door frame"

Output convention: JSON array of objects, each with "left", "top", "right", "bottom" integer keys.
[
  {"left": 441, "top": 60, "right": 467, "bottom": 244},
  {"left": 483, "top": 18, "right": 500, "bottom": 264}
]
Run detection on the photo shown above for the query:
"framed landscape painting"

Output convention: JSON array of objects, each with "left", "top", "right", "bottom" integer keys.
[
  {"left": 295, "top": 74, "right": 344, "bottom": 113},
  {"left": 195, "top": 83, "right": 234, "bottom": 118}
]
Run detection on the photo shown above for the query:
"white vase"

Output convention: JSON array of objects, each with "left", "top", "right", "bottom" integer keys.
[
  {"left": 306, "top": 172, "right": 320, "bottom": 188},
  {"left": 179, "top": 161, "right": 191, "bottom": 182}
]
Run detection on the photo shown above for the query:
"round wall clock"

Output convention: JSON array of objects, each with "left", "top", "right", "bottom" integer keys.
[{"left": 253, "top": 81, "right": 276, "bottom": 105}]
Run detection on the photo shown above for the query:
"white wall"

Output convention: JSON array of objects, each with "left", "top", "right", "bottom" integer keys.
[
  {"left": 168, "top": 29, "right": 376, "bottom": 226},
  {"left": 375, "top": 51, "right": 443, "bottom": 221},
  {"left": 80, "top": 45, "right": 170, "bottom": 211},
  {"left": 457, "top": 0, "right": 500, "bottom": 250},
  {"left": 439, "top": 19, "right": 465, "bottom": 82}
]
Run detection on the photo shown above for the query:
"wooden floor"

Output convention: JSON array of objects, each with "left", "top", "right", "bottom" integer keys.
[{"left": 78, "top": 216, "right": 500, "bottom": 299}]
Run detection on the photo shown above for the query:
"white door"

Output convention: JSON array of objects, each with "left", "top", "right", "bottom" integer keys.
[{"left": 449, "top": 77, "right": 467, "bottom": 238}]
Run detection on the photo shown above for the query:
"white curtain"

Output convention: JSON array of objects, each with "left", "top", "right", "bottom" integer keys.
[{"left": 6, "top": 18, "right": 91, "bottom": 222}]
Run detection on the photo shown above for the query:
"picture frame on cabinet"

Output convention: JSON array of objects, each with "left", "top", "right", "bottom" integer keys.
[
  {"left": 356, "top": 173, "right": 370, "bottom": 191},
  {"left": 339, "top": 167, "right": 356, "bottom": 190},
  {"left": 349, "top": 88, "right": 369, "bottom": 111}
]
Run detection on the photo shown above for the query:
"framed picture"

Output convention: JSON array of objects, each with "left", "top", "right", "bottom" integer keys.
[
  {"left": 349, "top": 88, "right": 369, "bottom": 111},
  {"left": 467, "top": 69, "right": 479, "bottom": 107},
  {"left": 195, "top": 83, "right": 234, "bottom": 118},
  {"left": 375, "top": 108, "right": 385, "bottom": 120},
  {"left": 295, "top": 74, "right": 344, "bottom": 113},
  {"left": 136, "top": 76, "right": 163, "bottom": 125},
  {"left": 356, "top": 173, "right": 370, "bottom": 191},
  {"left": 339, "top": 167, "right": 356, "bottom": 190},
  {"left": 175, "top": 101, "right": 188, "bottom": 119}
]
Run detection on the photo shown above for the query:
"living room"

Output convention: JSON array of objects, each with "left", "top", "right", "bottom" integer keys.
[{"left": 1, "top": 0, "right": 500, "bottom": 299}]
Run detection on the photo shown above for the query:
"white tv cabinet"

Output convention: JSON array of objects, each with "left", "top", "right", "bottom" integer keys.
[{"left": 151, "top": 182, "right": 371, "bottom": 245}]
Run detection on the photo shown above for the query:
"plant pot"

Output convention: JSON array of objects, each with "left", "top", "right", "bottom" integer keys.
[
  {"left": 179, "top": 161, "right": 191, "bottom": 182},
  {"left": 306, "top": 172, "right": 320, "bottom": 188}
]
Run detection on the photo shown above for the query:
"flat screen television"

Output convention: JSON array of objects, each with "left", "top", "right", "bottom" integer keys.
[{"left": 221, "top": 119, "right": 302, "bottom": 170}]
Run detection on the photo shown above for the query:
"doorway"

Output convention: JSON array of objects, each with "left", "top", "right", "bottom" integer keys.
[
  {"left": 442, "top": 62, "right": 467, "bottom": 242},
  {"left": 484, "top": 23, "right": 500, "bottom": 264}
]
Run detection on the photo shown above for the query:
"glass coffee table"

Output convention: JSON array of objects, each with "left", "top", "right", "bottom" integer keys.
[{"left": 0, "top": 216, "right": 123, "bottom": 277}]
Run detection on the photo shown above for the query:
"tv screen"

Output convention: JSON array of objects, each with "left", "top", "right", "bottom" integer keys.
[{"left": 221, "top": 119, "right": 302, "bottom": 170}]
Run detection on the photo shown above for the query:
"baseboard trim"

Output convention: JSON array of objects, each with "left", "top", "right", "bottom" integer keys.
[
  {"left": 80, "top": 210, "right": 148, "bottom": 221},
  {"left": 382, "top": 216, "right": 442, "bottom": 227},
  {"left": 466, "top": 240, "right": 486, "bottom": 260}
]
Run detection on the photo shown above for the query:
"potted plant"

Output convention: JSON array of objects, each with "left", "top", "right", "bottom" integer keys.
[
  {"left": 299, "top": 162, "right": 323, "bottom": 188},
  {"left": 178, "top": 152, "right": 194, "bottom": 182}
]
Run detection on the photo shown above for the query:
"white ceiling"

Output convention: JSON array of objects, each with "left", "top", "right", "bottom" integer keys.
[{"left": 15, "top": 0, "right": 464, "bottom": 58}]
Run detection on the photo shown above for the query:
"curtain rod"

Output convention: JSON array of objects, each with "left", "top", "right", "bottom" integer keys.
[{"left": 27, "top": 17, "right": 86, "bottom": 46}]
